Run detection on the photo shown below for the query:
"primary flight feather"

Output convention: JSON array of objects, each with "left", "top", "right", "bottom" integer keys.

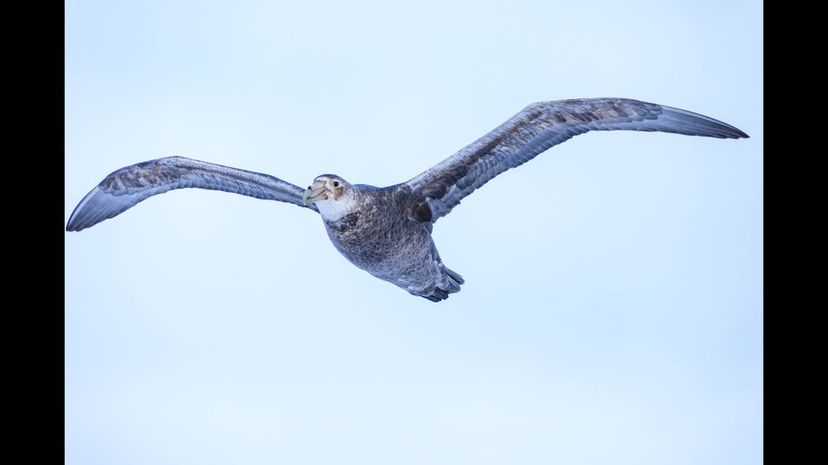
[{"left": 67, "top": 98, "right": 748, "bottom": 301}]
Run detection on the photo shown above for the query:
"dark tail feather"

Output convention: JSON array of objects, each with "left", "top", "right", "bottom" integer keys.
[
  {"left": 443, "top": 266, "right": 465, "bottom": 293},
  {"left": 419, "top": 266, "right": 465, "bottom": 302},
  {"left": 444, "top": 266, "right": 465, "bottom": 285}
]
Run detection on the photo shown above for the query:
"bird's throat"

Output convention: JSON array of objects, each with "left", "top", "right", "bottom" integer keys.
[{"left": 315, "top": 196, "right": 359, "bottom": 222}]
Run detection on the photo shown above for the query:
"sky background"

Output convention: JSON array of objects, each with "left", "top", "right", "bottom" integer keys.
[{"left": 66, "top": 1, "right": 762, "bottom": 464}]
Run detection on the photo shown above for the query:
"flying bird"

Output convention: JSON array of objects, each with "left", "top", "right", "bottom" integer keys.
[{"left": 67, "top": 98, "right": 748, "bottom": 301}]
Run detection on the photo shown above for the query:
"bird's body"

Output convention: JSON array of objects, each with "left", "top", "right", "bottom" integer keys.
[
  {"left": 67, "top": 98, "right": 748, "bottom": 301},
  {"left": 317, "top": 183, "right": 464, "bottom": 301}
]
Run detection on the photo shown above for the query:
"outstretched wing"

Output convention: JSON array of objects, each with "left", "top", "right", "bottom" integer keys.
[
  {"left": 66, "top": 156, "right": 317, "bottom": 231},
  {"left": 404, "top": 98, "right": 748, "bottom": 224}
]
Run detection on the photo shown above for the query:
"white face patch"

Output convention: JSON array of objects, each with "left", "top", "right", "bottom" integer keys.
[{"left": 315, "top": 192, "right": 359, "bottom": 222}]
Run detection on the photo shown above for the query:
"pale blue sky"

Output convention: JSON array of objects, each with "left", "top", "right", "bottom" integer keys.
[{"left": 66, "top": 1, "right": 762, "bottom": 464}]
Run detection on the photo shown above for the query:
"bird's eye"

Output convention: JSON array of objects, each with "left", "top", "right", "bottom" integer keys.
[
  {"left": 333, "top": 181, "right": 340, "bottom": 187},
  {"left": 306, "top": 186, "right": 311, "bottom": 190}
]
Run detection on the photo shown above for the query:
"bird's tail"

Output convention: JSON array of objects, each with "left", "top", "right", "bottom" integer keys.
[
  {"left": 443, "top": 266, "right": 465, "bottom": 292},
  {"left": 419, "top": 266, "right": 465, "bottom": 302}
]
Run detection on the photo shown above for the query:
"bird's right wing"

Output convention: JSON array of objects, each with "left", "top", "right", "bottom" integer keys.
[{"left": 66, "top": 156, "right": 317, "bottom": 231}]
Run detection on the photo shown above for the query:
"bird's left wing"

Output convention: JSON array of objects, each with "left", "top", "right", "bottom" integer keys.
[
  {"left": 66, "top": 156, "right": 317, "bottom": 231},
  {"left": 404, "top": 98, "right": 748, "bottom": 224}
]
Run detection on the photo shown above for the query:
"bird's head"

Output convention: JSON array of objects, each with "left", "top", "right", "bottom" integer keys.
[{"left": 303, "top": 174, "right": 358, "bottom": 221}]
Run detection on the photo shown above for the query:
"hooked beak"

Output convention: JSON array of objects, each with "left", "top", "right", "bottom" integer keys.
[{"left": 303, "top": 180, "right": 328, "bottom": 205}]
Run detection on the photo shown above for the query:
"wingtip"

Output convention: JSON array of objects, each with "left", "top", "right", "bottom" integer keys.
[
  {"left": 66, "top": 185, "right": 105, "bottom": 233},
  {"left": 65, "top": 209, "right": 83, "bottom": 231},
  {"left": 65, "top": 215, "right": 88, "bottom": 232},
  {"left": 722, "top": 124, "right": 749, "bottom": 139},
  {"left": 658, "top": 105, "right": 750, "bottom": 140},
  {"left": 65, "top": 220, "right": 83, "bottom": 232},
  {"left": 66, "top": 211, "right": 80, "bottom": 232}
]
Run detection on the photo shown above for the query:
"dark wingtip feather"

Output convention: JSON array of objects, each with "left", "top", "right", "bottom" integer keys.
[
  {"left": 66, "top": 186, "right": 106, "bottom": 232},
  {"left": 65, "top": 214, "right": 89, "bottom": 232},
  {"left": 65, "top": 216, "right": 91, "bottom": 232},
  {"left": 659, "top": 105, "right": 749, "bottom": 139},
  {"left": 66, "top": 196, "right": 89, "bottom": 232}
]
